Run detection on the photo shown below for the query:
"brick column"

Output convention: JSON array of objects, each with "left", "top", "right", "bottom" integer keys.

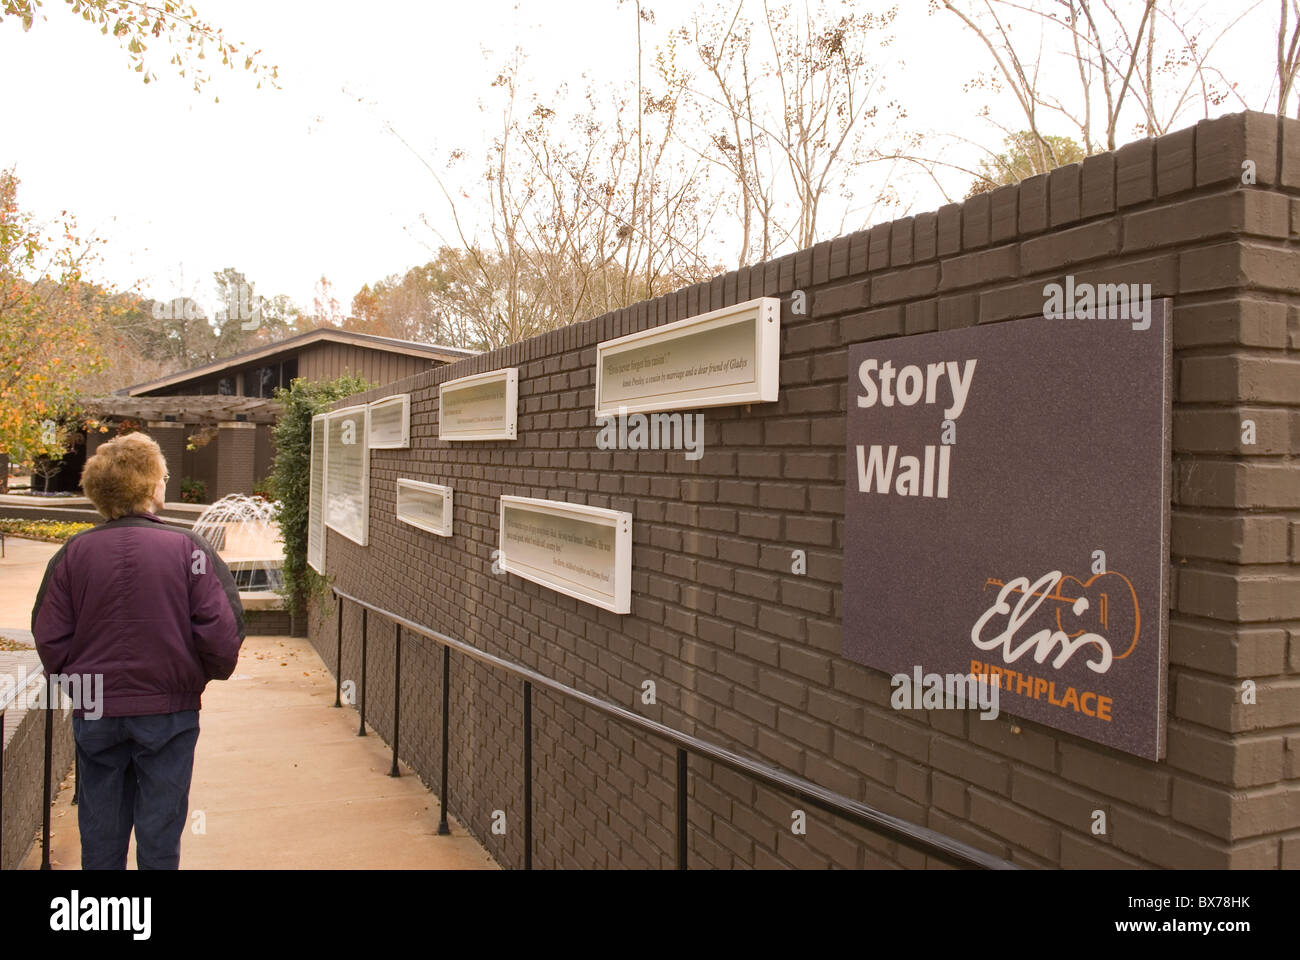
[
  {"left": 214, "top": 421, "right": 256, "bottom": 501},
  {"left": 146, "top": 421, "right": 186, "bottom": 503}
]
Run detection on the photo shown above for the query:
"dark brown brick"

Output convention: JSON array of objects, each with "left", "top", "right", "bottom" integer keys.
[
  {"left": 1124, "top": 191, "right": 1290, "bottom": 252},
  {"left": 1284, "top": 115, "right": 1300, "bottom": 188},
  {"left": 937, "top": 203, "right": 962, "bottom": 256},
  {"left": 1081, "top": 152, "right": 1116, "bottom": 216},
  {"left": 871, "top": 264, "right": 939, "bottom": 304},
  {"left": 868, "top": 222, "right": 891, "bottom": 271},
  {"left": 1048, "top": 162, "right": 1082, "bottom": 226},
  {"left": 962, "top": 192, "right": 991, "bottom": 249},
  {"left": 889, "top": 216, "right": 914, "bottom": 266},
  {"left": 1156, "top": 126, "right": 1196, "bottom": 195},
  {"left": 1116, "top": 137, "right": 1155, "bottom": 206},
  {"left": 989, "top": 184, "right": 1018, "bottom": 243},
  {"left": 1198, "top": 111, "right": 1278, "bottom": 186},
  {"left": 1021, "top": 219, "right": 1119, "bottom": 274},
  {"left": 1179, "top": 240, "right": 1299, "bottom": 294},
  {"left": 939, "top": 244, "right": 1018, "bottom": 292},
  {"left": 1172, "top": 298, "right": 1288, "bottom": 349},
  {"left": 812, "top": 280, "right": 868, "bottom": 318},
  {"left": 1018, "top": 174, "right": 1048, "bottom": 234},
  {"left": 913, "top": 211, "right": 938, "bottom": 261}
]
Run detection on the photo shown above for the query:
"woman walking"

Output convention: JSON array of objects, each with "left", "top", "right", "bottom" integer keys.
[{"left": 32, "top": 432, "right": 244, "bottom": 869}]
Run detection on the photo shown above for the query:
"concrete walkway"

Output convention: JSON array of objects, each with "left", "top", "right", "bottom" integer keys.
[
  {"left": 0, "top": 537, "right": 59, "bottom": 633},
  {"left": 4, "top": 535, "right": 496, "bottom": 869},
  {"left": 21, "top": 634, "right": 497, "bottom": 869}
]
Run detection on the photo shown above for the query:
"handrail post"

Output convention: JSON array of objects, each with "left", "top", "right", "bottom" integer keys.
[
  {"left": 1, "top": 709, "right": 6, "bottom": 869},
  {"left": 523, "top": 680, "right": 532, "bottom": 871},
  {"left": 357, "top": 607, "right": 368, "bottom": 737},
  {"left": 389, "top": 623, "right": 401, "bottom": 777},
  {"left": 71, "top": 751, "right": 78, "bottom": 806},
  {"left": 437, "top": 645, "right": 450, "bottom": 835},
  {"left": 334, "top": 594, "right": 343, "bottom": 708},
  {"left": 41, "top": 676, "right": 53, "bottom": 870},
  {"left": 676, "top": 748, "right": 688, "bottom": 870}
]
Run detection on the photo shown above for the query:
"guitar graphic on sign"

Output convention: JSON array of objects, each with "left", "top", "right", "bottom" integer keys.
[{"left": 972, "top": 569, "right": 1141, "bottom": 673}]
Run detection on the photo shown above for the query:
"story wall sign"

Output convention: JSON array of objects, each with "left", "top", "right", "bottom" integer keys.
[
  {"left": 595, "top": 297, "right": 781, "bottom": 416},
  {"left": 499, "top": 496, "right": 632, "bottom": 614},
  {"left": 439, "top": 368, "right": 518, "bottom": 441},
  {"left": 842, "top": 303, "right": 1172, "bottom": 760}
]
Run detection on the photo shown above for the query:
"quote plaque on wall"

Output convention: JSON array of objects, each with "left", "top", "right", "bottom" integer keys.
[
  {"left": 396, "top": 479, "right": 453, "bottom": 537},
  {"left": 595, "top": 297, "right": 781, "bottom": 416},
  {"left": 499, "top": 496, "right": 632, "bottom": 614},
  {"left": 843, "top": 303, "right": 1172, "bottom": 760},
  {"left": 439, "top": 368, "right": 518, "bottom": 441},
  {"left": 368, "top": 394, "right": 410, "bottom": 449},
  {"left": 323, "top": 403, "right": 370, "bottom": 546},
  {"left": 307, "top": 413, "right": 327, "bottom": 572}
]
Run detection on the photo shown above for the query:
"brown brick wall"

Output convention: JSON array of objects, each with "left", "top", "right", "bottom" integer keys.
[{"left": 310, "top": 110, "right": 1300, "bottom": 869}]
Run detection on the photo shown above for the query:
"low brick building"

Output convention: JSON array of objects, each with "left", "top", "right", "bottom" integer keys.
[{"left": 103, "top": 328, "right": 476, "bottom": 503}]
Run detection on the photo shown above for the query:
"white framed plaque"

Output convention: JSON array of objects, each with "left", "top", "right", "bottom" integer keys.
[
  {"left": 595, "top": 296, "right": 780, "bottom": 416},
  {"left": 396, "top": 479, "right": 453, "bottom": 537},
  {"left": 439, "top": 368, "right": 518, "bottom": 441},
  {"left": 324, "top": 404, "right": 369, "bottom": 546},
  {"left": 368, "top": 394, "right": 410, "bottom": 449},
  {"left": 307, "top": 413, "right": 327, "bottom": 572},
  {"left": 499, "top": 496, "right": 632, "bottom": 614}
]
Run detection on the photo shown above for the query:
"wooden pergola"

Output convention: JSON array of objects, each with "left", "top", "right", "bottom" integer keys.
[{"left": 79, "top": 395, "right": 284, "bottom": 425}]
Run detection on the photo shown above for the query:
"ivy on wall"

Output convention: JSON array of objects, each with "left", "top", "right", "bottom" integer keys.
[{"left": 268, "top": 375, "right": 373, "bottom": 616}]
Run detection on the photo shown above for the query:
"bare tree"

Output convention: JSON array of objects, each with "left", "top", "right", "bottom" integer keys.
[
  {"left": 682, "top": 0, "right": 904, "bottom": 266},
  {"left": 389, "top": 31, "right": 723, "bottom": 350},
  {"left": 940, "top": 0, "right": 1263, "bottom": 162},
  {"left": 1276, "top": 0, "right": 1300, "bottom": 116}
]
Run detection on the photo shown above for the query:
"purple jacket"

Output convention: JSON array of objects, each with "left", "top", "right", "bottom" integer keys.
[{"left": 32, "top": 512, "right": 245, "bottom": 718}]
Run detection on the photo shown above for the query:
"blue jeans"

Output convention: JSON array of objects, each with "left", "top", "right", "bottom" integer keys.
[{"left": 72, "top": 711, "right": 200, "bottom": 870}]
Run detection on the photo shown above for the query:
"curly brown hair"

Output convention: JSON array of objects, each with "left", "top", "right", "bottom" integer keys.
[{"left": 80, "top": 432, "right": 166, "bottom": 520}]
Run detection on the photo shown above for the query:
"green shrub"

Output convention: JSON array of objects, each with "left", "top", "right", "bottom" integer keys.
[{"left": 179, "top": 477, "right": 207, "bottom": 504}]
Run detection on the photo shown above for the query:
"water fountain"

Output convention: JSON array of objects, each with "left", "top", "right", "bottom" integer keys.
[{"left": 191, "top": 494, "right": 284, "bottom": 594}]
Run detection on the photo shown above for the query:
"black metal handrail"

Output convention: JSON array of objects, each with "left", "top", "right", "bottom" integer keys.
[{"left": 330, "top": 585, "right": 1018, "bottom": 870}]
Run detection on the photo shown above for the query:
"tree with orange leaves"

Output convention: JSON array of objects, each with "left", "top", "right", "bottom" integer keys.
[{"left": 0, "top": 168, "right": 109, "bottom": 466}]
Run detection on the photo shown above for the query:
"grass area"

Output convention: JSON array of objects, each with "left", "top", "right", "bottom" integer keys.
[{"left": 0, "top": 519, "right": 95, "bottom": 542}]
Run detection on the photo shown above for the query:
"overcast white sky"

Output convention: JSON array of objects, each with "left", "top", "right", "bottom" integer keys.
[{"left": 0, "top": 0, "right": 1277, "bottom": 318}]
